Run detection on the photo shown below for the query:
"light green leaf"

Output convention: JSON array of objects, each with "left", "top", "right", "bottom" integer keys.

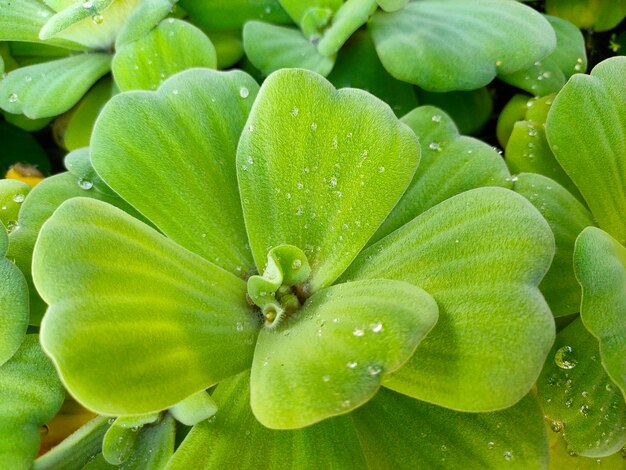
[
  {"left": 251, "top": 279, "right": 438, "bottom": 429},
  {"left": 0, "top": 335, "right": 65, "bottom": 470},
  {"left": 91, "top": 69, "right": 257, "bottom": 275},
  {"left": 352, "top": 389, "right": 549, "bottom": 469},
  {"left": 33, "top": 416, "right": 111, "bottom": 470},
  {"left": 415, "top": 87, "right": 493, "bottom": 135},
  {"left": 537, "top": 318, "right": 626, "bottom": 457},
  {"left": 546, "top": 57, "right": 626, "bottom": 243},
  {"left": 372, "top": 106, "right": 511, "bottom": 243},
  {"left": 0, "top": 224, "right": 28, "bottom": 366},
  {"left": 343, "top": 187, "right": 555, "bottom": 411},
  {"left": 102, "top": 421, "right": 142, "bottom": 465},
  {"left": 376, "top": 0, "right": 408, "bottom": 12},
  {"left": 327, "top": 30, "right": 417, "bottom": 117},
  {"left": 64, "top": 148, "right": 121, "bottom": 197},
  {"left": 278, "top": 0, "right": 341, "bottom": 25},
  {"left": 179, "top": 0, "right": 292, "bottom": 31},
  {"left": 316, "top": 0, "right": 378, "bottom": 57},
  {"left": 238, "top": 68, "right": 419, "bottom": 292},
  {"left": 113, "top": 18, "right": 217, "bottom": 92},
  {"left": 166, "top": 372, "right": 368, "bottom": 469},
  {"left": 499, "top": 15, "right": 587, "bottom": 96},
  {"left": 35, "top": 198, "right": 259, "bottom": 415},
  {"left": 114, "top": 0, "right": 176, "bottom": 48},
  {"left": 243, "top": 21, "right": 335, "bottom": 76},
  {"left": 370, "top": 0, "right": 556, "bottom": 91},
  {"left": 169, "top": 391, "right": 218, "bottom": 426},
  {"left": 206, "top": 30, "right": 244, "bottom": 69},
  {"left": 546, "top": 0, "right": 626, "bottom": 32},
  {"left": 39, "top": 0, "right": 115, "bottom": 40},
  {"left": 0, "top": 179, "right": 30, "bottom": 229},
  {"left": 575, "top": 227, "right": 626, "bottom": 398},
  {"left": 513, "top": 173, "right": 595, "bottom": 317},
  {"left": 7, "top": 172, "right": 140, "bottom": 325},
  {"left": 0, "top": 53, "right": 112, "bottom": 119},
  {"left": 497, "top": 94, "right": 531, "bottom": 149}
]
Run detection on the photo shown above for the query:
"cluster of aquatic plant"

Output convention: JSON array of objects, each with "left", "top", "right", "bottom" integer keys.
[{"left": 0, "top": 0, "right": 625, "bottom": 468}]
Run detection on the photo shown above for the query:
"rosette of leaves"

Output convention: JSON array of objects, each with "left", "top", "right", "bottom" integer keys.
[
  {"left": 235, "top": 0, "right": 558, "bottom": 91},
  {"left": 0, "top": 0, "right": 217, "bottom": 124},
  {"left": 32, "top": 68, "right": 556, "bottom": 467},
  {"left": 505, "top": 57, "right": 626, "bottom": 460}
]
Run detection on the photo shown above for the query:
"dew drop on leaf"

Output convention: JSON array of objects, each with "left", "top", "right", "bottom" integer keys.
[
  {"left": 353, "top": 328, "right": 364, "bottom": 337},
  {"left": 8, "top": 93, "right": 18, "bottom": 103},
  {"left": 77, "top": 178, "right": 93, "bottom": 190},
  {"left": 12, "top": 193, "right": 25, "bottom": 203},
  {"left": 83, "top": 0, "right": 93, "bottom": 8},
  {"left": 92, "top": 14, "right": 103, "bottom": 24},
  {"left": 239, "top": 87, "right": 249, "bottom": 98},
  {"left": 487, "top": 441, "right": 495, "bottom": 449},
  {"left": 554, "top": 345, "right": 577, "bottom": 369},
  {"left": 550, "top": 420, "right": 564, "bottom": 432},
  {"left": 346, "top": 361, "right": 357, "bottom": 369},
  {"left": 504, "top": 451, "right": 513, "bottom": 461}
]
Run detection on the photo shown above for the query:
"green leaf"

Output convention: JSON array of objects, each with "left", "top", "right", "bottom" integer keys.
[
  {"left": 513, "top": 173, "right": 595, "bottom": 317},
  {"left": 0, "top": 179, "right": 30, "bottom": 229},
  {"left": 352, "top": 389, "right": 549, "bottom": 469},
  {"left": 342, "top": 187, "right": 555, "bottom": 411},
  {"left": 415, "top": 87, "right": 493, "bottom": 135},
  {"left": 575, "top": 227, "right": 626, "bottom": 398},
  {"left": 169, "top": 391, "right": 218, "bottom": 426},
  {"left": 114, "top": 0, "right": 176, "bottom": 49},
  {"left": 179, "top": 0, "right": 292, "bottom": 31},
  {"left": 113, "top": 18, "right": 217, "bottom": 92},
  {"left": 497, "top": 94, "right": 531, "bottom": 149},
  {"left": 278, "top": 0, "right": 341, "bottom": 26},
  {"left": 7, "top": 172, "right": 140, "bottom": 325},
  {"left": 546, "top": 57, "right": 626, "bottom": 244},
  {"left": 243, "top": 22, "right": 335, "bottom": 77},
  {"left": 316, "top": 0, "right": 378, "bottom": 57},
  {"left": 0, "top": 223, "right": 28, "bottom": 366},
  {"left": 0, "top": 120, "right": 50, "bottom": 174},
  {"left": 39, "top": 0, "right": 115, "bottom": 40},
  {"left": 61, "top": 77, "right": 115, "bottom": 151},
  {"left": 546, "top": 0, "right": 626, "bottom": 32},
  {"left": 376, "top": 0, "right": 408, "bottom": 13},
  {"left": 33, "top": 416, "right": 111, "bottom": 470},
  {"left": 370, "top": 0, "right": 556, "bottom": 91},
  {"left": 327, "top": 30, "right": 417, "bottom": 117},
  {"left": 372, "top": 106, "right": 511, "bottom": 243},
  {"left": 35, "top": 198, "right": 259, "bottom": 415},
  {"left": 0, "top": 335, "right": 65, "bottom": 470},
  {"left": 238, "top": 68, "right": 419, "bottom": 292},
  {"left": 91, "top": 69, "right": 257, "bottom": 276},
  {"left": 206, "top": 30, "right": 244, "bottom": 69},
  {"left": 166, "top": 372, "right": 369, "bottom": 469},
  {"left": 251, "top": 279, "right": 437, "bottom": 428},
  {"left": 64, "top": 147, "right": 119, "bottom": 197},
  {"left": 498, "top": 15, "right": 587, "bottom": 96},
  {"left": 0, "top": 53, "right": 112, "bottom": 119},
  {"left": 537, "top": 318, "right": 626, "bottom": 457}
]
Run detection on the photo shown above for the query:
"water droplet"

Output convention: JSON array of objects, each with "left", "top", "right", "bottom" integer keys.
[
  {"left": 353, "top": 328, "right": 364, "bottom": 337},
  {"left": 108, "top": 418, "right": 115, "bottom": 424},
  {"left": 8, "top": 93, "right": 18, "bottom": 103},
  {"left": 368, "top": 365, "right": 382, "bottom": 376},
  {"left": 341, "top": 400, "right": 351, "bottom": 408},
  {"left": 431, "top": 114, "right": 442, "bottom": 122},
  {"left": 580, "top": 404, "right": 590, "bottom": 416},
  {"left": 371, "top": 322, "right": 383, "bottom": 333},
  {"left": 429, "top": 142, "right": 442, "bottom": 151},
  {"left": 329, "top": 176, "right": 338, "bottom": 188},
  {"left": 347, "top": 361, "right": 358, "bottom": 369},
  {"left": 378, "top": 166, "right": 385, "bottom": 173},
  {"left": 83, "top": 0, "right": 93, "bottom": 8},
  {"left": 311, "top": 122, "right": 317, "bottom": 131},
  {"left": 487, "top": 441, "right": 495, "bottom": 449},
  {"left": 291, "top": 259, "right": 302, "bottom": 271},
  {"left": 77, "top": 178, "right": 93, "bottom": 190},
  {"left": 528, "top": 127, "right": 537, "bottom": 137},
  {"left": 496, "top": 60, "right": 503, "bottom": 66},
  {"left": 440, "top": 445, "right": 448, "bottom": 452},
  {"left": 555, "top": 345, "right": 577, "bottom": 369},
  {"left": 172, "top": 89, "right": 179, "bottom": 95},
  {"left": 550, "top": 421, "right": 564, "bottom": 432},
  {"left": 239, "top": 87, "right": 249, "bottom": 98},
  {"left": 504, "top": 451, "right": 513, "bottom": 461},
  {"left": 565, "top": 398, "right": 573, "bottom": 408},
  {"left": 201, "top": 233, "right": 206, "bottom": 238},
  {"left": 322, "top": 375, "right": 330, "bottom": 382},
  {"left": 291, "top": 107, "right": 299, "bottom": 117},
  {"left": 12, "top": 193, "right": 25, "bottom": 203},
  {"left": 236, "top": 322, "right": 244, "bottom": 332},
  {"left": 92, "top": 14, "right": 103, "bottom": 24}
]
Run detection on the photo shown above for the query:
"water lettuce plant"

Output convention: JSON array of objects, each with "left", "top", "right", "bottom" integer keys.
[{"left": 25, "top": 67, "right": 560, "bottom": 466}]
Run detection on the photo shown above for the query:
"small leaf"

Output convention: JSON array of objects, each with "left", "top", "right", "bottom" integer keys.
[
  {"left": 376, "top": 0, "right": 408, "bottom": 12},
  {"left": 166, "top": 372, "right": 368, "bottom": 469},
  {"left": 113, "top": 18, "right": 217, "bottom": 92},
  {"left": 0, "top": 53, "right": 112, "bottom": 119},
  {"left": 179, "top": 0, "right": 292, "bottom": 31},
  {"left": 39, "top": 0, "right": 114, "bottom": 40},
  {"left": 0, "top": 335, "right": 65, "bottom": 470},
  {"left": 243, "top": 21, "right": 335, "bottom": 77},
  {"left": 238, "top": 68, "right": 419, "bottom": 292},
  {"left": 343, "top": 188, "right": 555, "bottom": 411},
  {"left": 513, "top": 173, "right": 595, "bottom": 317},
  {"left": 91, "top": 69, "right": 258, "bottom": 275},
  {"left": 372, "top": 106, "right": 511, "bottom": 243},
  {"left": 370, "top": 0, "right": 556, "bottom": 91},
  {"left": 536, "top": 318, "right": 626, "bottom": 457},
  {"left": 35, "top": 198, "right": 259, "bottom": 415},
  {"left": 278, "top": 0, "right": 341, "bottom": 25},
  {"left": 546, "top": 57, "right": 626, "bottom": 244},
  {"left": 316, "top": 0, "right": 378, "bottom": 57},
  {"left": 169, "top": 391, "right": 218, "bottom": 426},
  {"left": 33, "top": 416, "right": 111, "bottom": 470},
  {"left": 0, "top": 179, "right": 31, "bottom": 229},
  {"left": 102, "top": 422, "right": 141, "bottom": 465},
  {"left": 352, "top": 389, "right": 549, "bottom": 469},
  {"left": 115, "top": 0, "right": 176, "bottom": 48},
  {"left": 64, "top": 147, "right": 116, "bottom": 196},
  {"left": 575, "top": 227, "right": 626, "bottom": 398},
  {"left": 251, "top": 279, "right": 438, "bottom": 428}
]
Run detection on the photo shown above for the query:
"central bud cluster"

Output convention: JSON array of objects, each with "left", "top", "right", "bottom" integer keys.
[{"left": 247, "top": 245, "right": 311, "bottom": 328}]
